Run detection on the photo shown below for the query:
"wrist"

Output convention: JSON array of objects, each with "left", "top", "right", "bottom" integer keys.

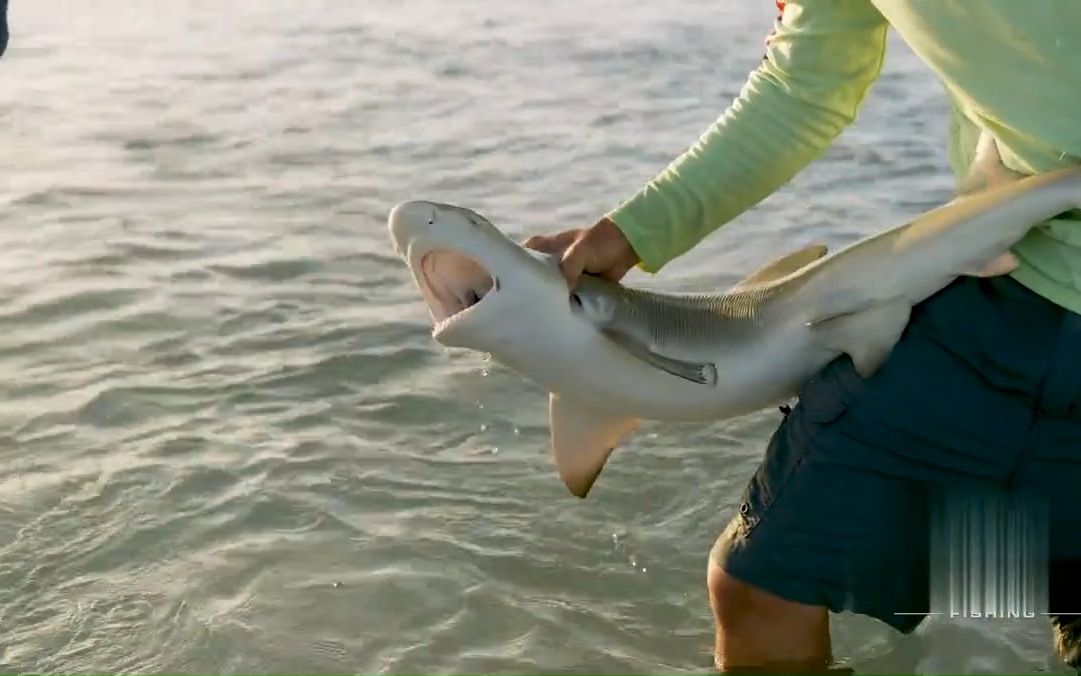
[{"left": 595, "top": 217, "right": 640, "bottom": 267}]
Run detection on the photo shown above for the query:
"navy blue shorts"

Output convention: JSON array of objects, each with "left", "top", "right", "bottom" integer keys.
[
  {"left": 1, "top": 0, "right": 8, "bottom": 58},
  {"left": 711, "top": 275, "right": 1081, "bottom": 633}
]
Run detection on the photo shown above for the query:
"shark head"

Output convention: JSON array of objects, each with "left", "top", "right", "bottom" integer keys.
[
  {"left": 387, "top": 200, "right": 573, "bottom": 353},
  {"left": 389, "top": 199, "right": 646, "bottom": 499}
]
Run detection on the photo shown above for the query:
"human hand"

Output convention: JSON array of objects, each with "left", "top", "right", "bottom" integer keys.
[{"left": 523, "top": 217, "right": 640, "bottom": 288}]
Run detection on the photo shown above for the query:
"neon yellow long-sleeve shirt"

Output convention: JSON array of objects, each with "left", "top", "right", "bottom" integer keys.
[{"left": 608, "top": 0, "right": 1081, "bottom": 314}]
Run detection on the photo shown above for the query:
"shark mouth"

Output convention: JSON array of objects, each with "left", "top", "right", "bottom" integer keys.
[{"left": 418, "top": 249, "right": 496, "bottom": 335}]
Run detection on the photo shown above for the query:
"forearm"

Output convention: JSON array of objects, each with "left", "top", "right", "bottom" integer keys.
[{"left": 609, "top": 0, "right": 888, "bottom": 272}]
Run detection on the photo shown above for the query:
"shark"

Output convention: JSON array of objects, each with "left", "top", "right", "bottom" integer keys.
[{"left": 387, "top": 139, "right": 1081, "bottom": 498}]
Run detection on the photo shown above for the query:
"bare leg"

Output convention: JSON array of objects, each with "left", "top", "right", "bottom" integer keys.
[{"left": 708, "top": 560, "right": 837, "bottom": 673}]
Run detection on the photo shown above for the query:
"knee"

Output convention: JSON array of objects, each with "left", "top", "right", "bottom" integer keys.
[
  {"left": 708, "top": 559, "right": 750, "bottom": 631},
  {"left": 709, "top": 561, "right": 803, "bottom": 635},
  {"left": 706, "top": 560, "right": 831, "bottom": 669}
]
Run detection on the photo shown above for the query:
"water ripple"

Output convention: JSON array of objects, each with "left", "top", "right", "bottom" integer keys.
[{"left": 0, "top": 0, "right": 1066, "bottom": 673}]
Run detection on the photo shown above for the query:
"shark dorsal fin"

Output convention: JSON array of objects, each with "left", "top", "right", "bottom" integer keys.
[{"left": 736, "top": 243, "right": 828, "bottom": 287}]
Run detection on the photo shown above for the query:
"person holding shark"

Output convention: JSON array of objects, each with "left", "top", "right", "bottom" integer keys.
[{"left": 526, "top": 1, "right": 1081, "bottom": 672}]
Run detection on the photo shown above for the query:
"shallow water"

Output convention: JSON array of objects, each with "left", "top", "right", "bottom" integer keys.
[{"left": 0, "top": 1, "right": 1073, "bottom": 673}]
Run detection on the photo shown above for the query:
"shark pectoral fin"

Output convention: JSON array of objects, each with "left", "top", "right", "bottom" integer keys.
[
  {"left": 602, "top": 329, "right": 718, "bottom": 386},
  {"left": 965, "top": 251, "right": 1019, "bottom": 277},
  {"left": 549, "top": 394, "right": 639, "bottom": 498},
  {"left": 808, "top": 298, "right": 912, "bottom": 378},
  {"left": 736, "top": 243, "right": 829, "bottom": 286}
]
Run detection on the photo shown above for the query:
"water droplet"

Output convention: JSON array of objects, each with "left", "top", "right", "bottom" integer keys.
[
  {"left": 333, "top": 581, "right": 343, "bottom": 588},
  {"left": 491, "top": 447, "right": 500, "bottom": 454},
  {"left": 641, "top": 567, "right": 647, "bottom": 573},
  {"left": 629, "top": 556, "right": 637, "bottom": 567},
  {"left": 612, "top": 533, "right": 619, "bottom": 543},
  {"left": 512, "top": 426, "right": 520, "bottom": 436},
  {"left": 479, "top": 424, "right": 488, "bottom": 433}
]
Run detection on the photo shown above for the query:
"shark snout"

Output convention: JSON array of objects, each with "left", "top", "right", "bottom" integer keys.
[{"left": 387, "top": 200, "right": 438, "bottom": 254}]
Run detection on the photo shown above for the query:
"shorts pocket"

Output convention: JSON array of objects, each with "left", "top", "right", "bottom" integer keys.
[
  {"left": 735, "top": 357, "right": 867, "bottom": 536},
  {"left": 796, "top": 356, "right": 866, "bottom": 425}
]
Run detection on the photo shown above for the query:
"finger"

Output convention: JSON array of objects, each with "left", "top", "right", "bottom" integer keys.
[
  {"left": 522, "top": 235, "right": 555, "bottom": 252},
  {"left": 523, "top": 231, "right": 578, "bottom": 254},
  {"left": 559, "top": 238, "right": 589, "bottom": 288}
]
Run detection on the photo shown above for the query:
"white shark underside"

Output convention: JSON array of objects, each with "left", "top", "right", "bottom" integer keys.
[{"left": 388, "top": 141, "right": 1081, "bottom": 498}]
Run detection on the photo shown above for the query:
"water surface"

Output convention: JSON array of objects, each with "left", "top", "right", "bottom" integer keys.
[{"left": 0, "top": 1, "right": 1072, "bottom": 673}]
